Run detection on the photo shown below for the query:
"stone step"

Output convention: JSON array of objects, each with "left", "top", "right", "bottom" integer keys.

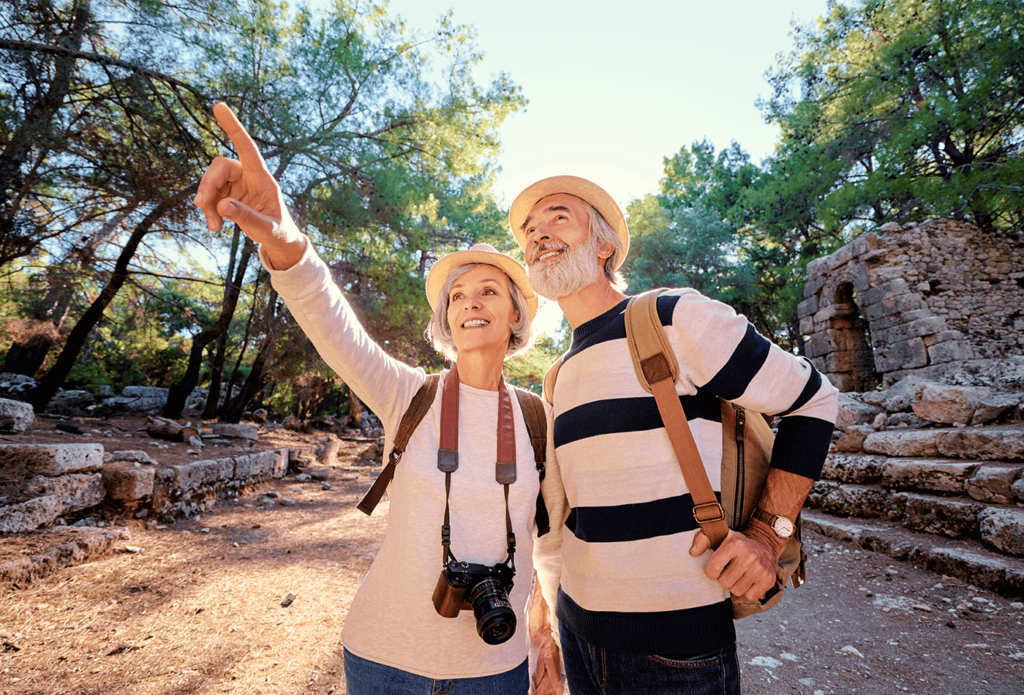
[
  {"left": 822, "top": 453, "right": 1024, "bottom": 501},
  {"left": 801, "top": 510, "right": 1024, "bottom": 600},
  {"left": 861, "top": 425, "right": 1024, "bottom": 460},
  {"left": 807, "top": 483, "right": 1024, "bottom": 556}
]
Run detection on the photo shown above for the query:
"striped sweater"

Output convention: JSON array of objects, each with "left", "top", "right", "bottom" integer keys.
[{"left": 538, "top": 289, "right": 838, "bottom": 655}]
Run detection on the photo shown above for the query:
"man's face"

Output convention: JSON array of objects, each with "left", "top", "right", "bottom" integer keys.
[{"left": 521, "top": 194, "right": 607, "bottom": 299}]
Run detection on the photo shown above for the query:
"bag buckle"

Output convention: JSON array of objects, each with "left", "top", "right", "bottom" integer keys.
[{"left": 692, "top": 501, "right": 725, "bottom": 525}]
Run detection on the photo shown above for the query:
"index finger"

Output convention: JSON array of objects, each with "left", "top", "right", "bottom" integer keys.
[{"left": 213, "top": 102, "right": 266, "bottom": 171}]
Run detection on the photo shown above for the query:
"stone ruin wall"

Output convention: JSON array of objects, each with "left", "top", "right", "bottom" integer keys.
[{"left": 799, "top": 219, "right": 1024, "bottom": 391}]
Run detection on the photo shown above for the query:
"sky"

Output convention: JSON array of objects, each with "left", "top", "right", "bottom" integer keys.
[{"left": 375, "top": 0, "right": 833, "bottom": 335}]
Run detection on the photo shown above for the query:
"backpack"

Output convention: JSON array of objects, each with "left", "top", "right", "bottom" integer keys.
[
  {"left": 357, "top": 374, "right": 551, "bottom": 537},
  {"left": 542, "top": 289, "right": 805, "bottom": 618}
]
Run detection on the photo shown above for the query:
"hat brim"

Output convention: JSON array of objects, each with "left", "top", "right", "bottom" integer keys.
[
  {"left": 425, "top": 249, "right": 539, "bottom": 320},
  {"left": 509, "top": 175, "right": 629, "bottom": 268}
]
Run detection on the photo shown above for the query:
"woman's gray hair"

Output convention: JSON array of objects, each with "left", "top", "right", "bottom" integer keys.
[
  {"left": 425, "top": 263, "right": 535, "bottom": 362},
  {"left": 583, "top": 201, "right": 628, "bottom": 292}
]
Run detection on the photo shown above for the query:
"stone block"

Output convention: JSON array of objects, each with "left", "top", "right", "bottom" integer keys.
[
  {"left": 927, "top": 340, "right": 974, "bottom": 365},
  {"left": 884, "top": 412, "right": 929, "bottom": 429},
  {"left": 882, "top": 376, "right": 929, "bottom": 412},
  {"left": 885, "top": 317, "right": 948, "bottom": 343},
  {"left": 874, "top": 338, "right": 927, "bottom": 372},
  {"left": 106, "top": 450, "right": 156, "bottom": 464},
  {"left": 971, "top": 394, "right": 1021, "bottom": 425},
  {"left": 804, "top": 333, "right": 830, "bottom": 359},
  {"left": 937, "top": 427, "right": 1024, "bottom": 461},
  {"left": 859, "top": 279, "right": 909, "bottom": 307},
  {"left": 863, "top": 429, "right": 942, "bottom": 458},
  {"left": 798, "top": 316, "right": 814, "bottom": 336},
  {"left": 211, "top": 423, "right": 259, "bottom": 441},
  {"left": 169, "top": 458, "right": 234, "bottom": 492},
  {"left": 835, "top": 394, "right": 882, "bottom": 431},
  {"left": 0, "top": 496, "right": 64, "bottom": 534},
  {"left": 821, "top": 454, "right": 886, "bottom": 484},
  {"left": 23, "top": 473, "right": 105, "bottom": 512},
  {"left": 102, "top": 463, "right": 156, "bottom": 501},
  {"left": 827, "top": 244, "right": 855, "bottom": 270},
  {"left": 979, "top": 508, "right": 1024, "bottom": 557},
  {"left": 913, "top": 383, "right": 990, "bottom": 425},
  {"left": 1012, "top": 477, "right": 1024, "bottom": 502},
  {"left": 966, "top": 463, "right": 1024, "bottom": 504},
  {"left": 889, "top": 492, "right": 981, "bottom": 539},
  {"left": 820, "top": 484, "right": 889, "bottom": 518},
  {"left": 233, "top": 449, "right": 288, "bottom": 480},
  {"left": 879, "top": 459, "right": 979, "bottom": 493},
  {"left": 922, "top": 330, "right": 966, "bottom": 347},
  {"left": 123, "top": 386, "right": 169, "bottom": 399},
  {"left": 0, "top": 398, "right": 33, "bottom": 433},
  {"left": 0, "top": 443, "right": 104, "bottom": 477},
  {"left": 806, "top": 480, "right": 840, "bottom": 508},
  {"left": 797, "top": 296, "right": 818, "bottom": 319},
  {"left": 835, "top": 425, "right": 874, "bottom": 453}
]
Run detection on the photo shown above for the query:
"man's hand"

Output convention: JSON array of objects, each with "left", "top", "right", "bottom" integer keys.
[
  {"left": 528, "top": 575, "right": 564, "bottom": 695},
  {"left": 689, "top": 528, "right": 777, "bottom": 602},
  {"left": 193, "top": 102, "right": 305, "bottom": 270}
]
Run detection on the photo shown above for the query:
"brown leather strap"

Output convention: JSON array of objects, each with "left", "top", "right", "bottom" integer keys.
[
  {"left": 543, "top": 356, "right": 562, "bottom": 405},
  {"left": 626, "top": 292, "right": 730, "bottom": 549},
  {"left": 514, "top": 387, "right": 550, "bottom": 537},
  {"left": 357, "top": 374, "right": 440, "bottom": 516},
  {"left": 437, "top": 367, "right": 460, "bottom": 473},
  {"left": 496, "top": 383, "right": 517, "bottom": 484}
]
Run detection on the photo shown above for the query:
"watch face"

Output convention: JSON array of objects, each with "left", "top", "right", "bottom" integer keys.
[{"left": 774, "top": 517, "right": 795, "bottom": 538}]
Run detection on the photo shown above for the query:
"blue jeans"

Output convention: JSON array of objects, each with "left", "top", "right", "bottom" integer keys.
[
  {"left": 560, "top": 624, "right": 741, "bottom": 695},
  {"left": 343, "top": 648, "right": 529, "bottom": 695}
]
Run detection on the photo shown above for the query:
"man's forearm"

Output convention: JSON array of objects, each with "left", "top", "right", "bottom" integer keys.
[{"left": 743, "top": 468, "right": 814, "bottom": 559}]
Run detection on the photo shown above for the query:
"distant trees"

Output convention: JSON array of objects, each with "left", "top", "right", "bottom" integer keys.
[
  {"left": 627, "top": 0, "right": 1024, "bottom": 348},
  {"left": 0, "top": 0, "right": 525, "bottom": 417}
]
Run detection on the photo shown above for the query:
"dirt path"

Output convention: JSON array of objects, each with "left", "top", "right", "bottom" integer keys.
[{"left": 0, "top": 447, "right": 383, "bottom": 695}]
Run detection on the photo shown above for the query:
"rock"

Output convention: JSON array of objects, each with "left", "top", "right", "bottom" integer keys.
[
  {"left": 308, "top": 470, "right": 329, "bottom": 481},
  {"left": 0, "top": 397, "right": 34, "bottom": 433},
  {"left": 863, "top": 430, "right": 942, "bottom": 458},
  {"left": 265, "top": 490, "right": 280, "bottom": 499},
  {"left": 835, "top": 424, "right": 874, "bottom": 452},
  {"left": 321, "top": 483, "right": 332, "bottom": 491},
  {"left": 882, "top": 377, "right": 929, "bottom": 413},
  {"left": 277, "top": 497, "right": 297, "bottom": 506},
  {"left": 880, "top": 459, "right": 979, "bottom": 494},
  {"left": 820, "top": 485, "right": 889, "bottom": 518},
  {"left": 210, "top": 423, "right": 259, "bottom": 442},
  {"left": 835, "top": 394, "right": 881, "bottom": 431},
  {"left": 889, "top": 492, "right": 982, "bottom": 539},
  {"left": 979, "top": 508, "right": 1024, "bottom": 556},
  {"left": 885, "top": 412, "right": 928, "bottom": 429},
  {"left": 913, "top": 384, "right": 991, "bottom": 425},
  {"left": 295, "top": 473, "right": 311, "bottom": 483},
  {"left": 966, "top": 464, "right": 1023, "bottom": 504},
  {"left": 106, "top": 450, "right": 155, "bottom": 464},
  {"left": 938, "top": 427, "right": 1024, "bottom": 460},
  {"left": 251, "top": 408, "right": 269, "bottom": 423},
  {"left": 971, "top": 394, "right": 1021, "bottom": 425},
  {"left": 821, "top": 454, "right": 886, "bottom": 484},
  {"left": 102, "top": 464, "right": 156, "bottom": 501},
  {"left": 1012, "top": 477, "right": 1024, "bottom": 503},
  {"left": 55, "top": 421, "right": 84, "bottom": 434},
  {"left": 0, "top": 443, "right": 104, "bottom": 476}
]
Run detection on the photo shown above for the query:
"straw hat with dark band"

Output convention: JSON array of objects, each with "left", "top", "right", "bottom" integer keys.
[
  {"left": 425, "top": 243, "right": 539, "bottom": 319},
  {"left": 508, "top": 175, "right": 629, "bottom": 268}
]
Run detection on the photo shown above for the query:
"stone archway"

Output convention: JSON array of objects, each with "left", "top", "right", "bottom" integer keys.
[{"left": 827, "top": 282, "right": 880, "bottom": 392}]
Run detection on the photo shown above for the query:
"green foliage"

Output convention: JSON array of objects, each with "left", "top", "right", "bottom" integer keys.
[{"left": 762, "top": 0, "right": 1024, "bottom": 233}]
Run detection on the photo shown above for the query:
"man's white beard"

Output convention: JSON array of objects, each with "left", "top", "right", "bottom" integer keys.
[{"left": 528, "top": 233, "right": 603, "bottom": 300}]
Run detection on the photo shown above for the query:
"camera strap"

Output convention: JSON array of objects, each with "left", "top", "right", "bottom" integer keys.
[{"left": 437, "top": 365, "right": 517, "bottom": 571}]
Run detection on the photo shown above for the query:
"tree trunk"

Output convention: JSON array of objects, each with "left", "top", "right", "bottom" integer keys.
[
  {"left": 26, "top": 183, "right": 197, "bottom": 412},
  {"left": 163, "top": 233, "right": 253, "bottom": 419},
  {"left": 220, "top": 288, "right": 280, "bottom": 423}
]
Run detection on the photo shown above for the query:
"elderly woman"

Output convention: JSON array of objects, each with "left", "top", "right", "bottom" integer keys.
[{"left": 194, "top": 104, "right": 565, "bottom": 695}]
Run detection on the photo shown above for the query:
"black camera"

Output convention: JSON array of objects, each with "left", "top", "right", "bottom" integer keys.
[{"left": 432, "top": 559, "right": 516, "bottom": 645}]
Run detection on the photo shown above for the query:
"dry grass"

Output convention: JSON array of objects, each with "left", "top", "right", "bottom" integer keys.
[{"left": 0, "top": 436, "right": 388, "bottom": 695}]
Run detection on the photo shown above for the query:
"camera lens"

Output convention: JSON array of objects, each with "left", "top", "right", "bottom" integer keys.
[{"left": 469, "top": 577, "right": 516, "bottom": 645}]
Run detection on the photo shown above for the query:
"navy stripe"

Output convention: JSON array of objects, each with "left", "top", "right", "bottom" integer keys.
[
  {"left": 557, "top": 589, "right": 736, "bottom": 654},
  {"left": 777, "top": 361, "right": 823, "bottom": 417},
  {"left": 702, "top": 323, "right": 770, "bottom": 400},
  {"left": 771, "top": 415, "right": 836, "bottom": 479},
  {"left": 565, "top": 492, "right": 723, "bottom": 543},
  {"left": 553, "top": 391, "right": 721, "bottom": 449},
  {"left": 564, "top": 294, "right": 680, "bottom": 366}
]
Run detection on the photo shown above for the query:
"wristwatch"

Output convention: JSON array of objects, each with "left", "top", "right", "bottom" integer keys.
[{"left": 751, "top": 508, "right": 795, "bottom": 539}]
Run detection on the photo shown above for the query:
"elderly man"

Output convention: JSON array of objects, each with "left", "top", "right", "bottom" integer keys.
[{"left": 514, "top": 176, "right": 838, "bottom": 695}]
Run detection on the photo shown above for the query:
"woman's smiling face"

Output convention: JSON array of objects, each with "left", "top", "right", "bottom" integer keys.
[{"left": 446, "top": 264, "right": 519, "bottom": 357}]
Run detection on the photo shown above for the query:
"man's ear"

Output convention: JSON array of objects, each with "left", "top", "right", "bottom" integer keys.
[{"left": 596, "top": 238, "right": 614, "bottom": 261}]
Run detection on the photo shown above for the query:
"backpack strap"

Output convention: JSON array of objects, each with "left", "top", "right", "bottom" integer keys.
[
  {"left": 624, "top": 290, "right": 730, "bottom": 549},
  {"left": 357, "top": 374, "right": 440, "bottom": 516},
  {"left": 542, "top": 356, "right": 563, "bottom": 405},
  {"left": 514, "top": 387, "right": 550, "bottom": 537}
]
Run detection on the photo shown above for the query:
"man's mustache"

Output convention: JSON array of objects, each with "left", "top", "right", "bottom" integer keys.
[{"left": 530, "top": 241, "right": 570, "bottom": 264}]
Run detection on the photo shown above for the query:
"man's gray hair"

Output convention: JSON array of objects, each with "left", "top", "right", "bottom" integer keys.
[
  {"left": 426, "top": 263, "right": 535, "bottom": 362},
  {"left": 583, "top": 202, "right": 628, "bottom": 292}
]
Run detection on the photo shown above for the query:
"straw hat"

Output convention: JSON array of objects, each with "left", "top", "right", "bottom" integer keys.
[
  {"left": 508, "top": 175, "right": 629, "bottom": 268},
  {"left": 425, "top": 243, "right": 539, "bottom": 319}
]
